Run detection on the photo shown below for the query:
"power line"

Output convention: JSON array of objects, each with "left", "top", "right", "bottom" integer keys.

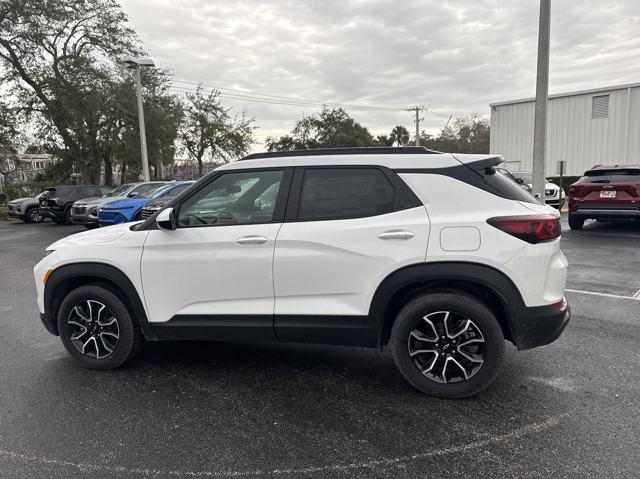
[{"left": 170, "top": 80, "right": 409, "bottom": 112}]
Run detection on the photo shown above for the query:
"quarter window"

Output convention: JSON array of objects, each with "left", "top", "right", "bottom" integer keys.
[
  {"left": 297, "top": 168, "right": 395, "bottom": 221},
  {"left": 178, "top": 170, "right": 284, "bottom": 227}
]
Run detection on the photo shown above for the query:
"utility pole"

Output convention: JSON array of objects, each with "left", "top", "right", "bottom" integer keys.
[
  {"left": 134, "top": 67, "right": 151, "bottom": 182},
  {"left": 410, "top": 106, "right": 424, "bottom": 146},
  {"left": 532, "top": 0, "right": 551, "bottom": 201},
  {"left": 121, "top": 55, "right": 155, "bottom": 183}
]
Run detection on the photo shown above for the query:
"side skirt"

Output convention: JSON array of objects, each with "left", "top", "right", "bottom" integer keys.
[{"left": 150, "top": 314, "right": 377, "bottom": 347}]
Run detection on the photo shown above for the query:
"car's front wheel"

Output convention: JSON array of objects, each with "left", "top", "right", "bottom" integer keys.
[
  {"left": 390, "top": 292, "right": 504, "bottom": 398},
  {"left": 25, "top": 207, "right": 43, "bottom": 223},
  {"left": 57, "top": 285, "right": 144, "bottom": 369}
]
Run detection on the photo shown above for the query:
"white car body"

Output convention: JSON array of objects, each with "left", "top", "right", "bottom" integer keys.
[{"left": 34, "top": 147, "right": 570, "bottom": 395}]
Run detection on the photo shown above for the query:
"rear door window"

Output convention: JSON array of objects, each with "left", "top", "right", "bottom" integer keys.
[{"left": 297, "top": 168, "right": 395, "bottom": 221}]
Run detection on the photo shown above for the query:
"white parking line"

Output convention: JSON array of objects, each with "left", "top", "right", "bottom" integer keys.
[{"left": 565, "top": 288, "right": 640, "bottom": 301}]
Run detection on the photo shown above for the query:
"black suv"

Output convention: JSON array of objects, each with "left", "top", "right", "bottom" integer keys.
[{"left": 39, "top": 185, "right": 114, "bottom": 224}]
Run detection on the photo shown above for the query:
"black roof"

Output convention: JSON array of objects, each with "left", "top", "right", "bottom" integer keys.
[{"left": 240, "top": 146, "right": 440, "bottom": 161}]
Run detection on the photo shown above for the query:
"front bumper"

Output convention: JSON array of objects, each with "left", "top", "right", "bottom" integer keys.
[
  {"left": 512, "top": 302, "right": 571, "bottom": 350},
  {"left": 71, "top": 213, "right": 98, "bottom": 226},
  {"left": 8, "top": 209, "right": 24, "bottom": 219},
  {"left": 40, "top": 312, "right": 57, "bottom": 335},
  {"left": 38, "top": 206, "right": 65, "bottom": 220},
  {"left": 98, "top": 210, "right": 131, "bottom": 225}
]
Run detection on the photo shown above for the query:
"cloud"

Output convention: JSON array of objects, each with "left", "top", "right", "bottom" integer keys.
[{"left": 119, "top": 0, "right": 640, "bottom": 144}]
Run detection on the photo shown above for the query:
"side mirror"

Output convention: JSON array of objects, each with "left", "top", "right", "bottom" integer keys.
[
  {"left": 156, "top": 207, "right": 176, "bottom": 230},
  {"left": 128, "top": 191, "right": 139, "bottom": 198},
  {"left": 516, "top": 178, "right": 524, "bottom": 184}
]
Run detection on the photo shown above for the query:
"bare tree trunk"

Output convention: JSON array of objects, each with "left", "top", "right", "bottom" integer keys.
[{"left": 103, "top": 156, "right": 113, "bottom": 186}]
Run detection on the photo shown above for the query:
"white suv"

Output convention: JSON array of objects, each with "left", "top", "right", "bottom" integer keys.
[{"left": 34, "top": 147, "right": 570, "bottom": 397}]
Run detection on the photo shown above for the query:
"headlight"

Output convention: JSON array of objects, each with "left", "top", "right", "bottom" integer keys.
[
  {"left": 90, "top": 207, "right": 98, "bottom": 215},
  {"left": 44, "top": 249, "right": 55, "bottom": 257}
]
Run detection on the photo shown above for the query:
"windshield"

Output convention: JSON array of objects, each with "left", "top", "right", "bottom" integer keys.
[
  {"left": 108, "top": 184, "right": 133, "bottom": 196},
  {"left": 164, "top": 183, "right": 192, "bottom": 197},
  {"left": 140, "top": 183, "right": 175, "bottom": 198}
]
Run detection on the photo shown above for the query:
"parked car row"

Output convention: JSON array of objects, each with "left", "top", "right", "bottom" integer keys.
[{"left": 6, "top": 181, "right": 196, "bottom": 227}]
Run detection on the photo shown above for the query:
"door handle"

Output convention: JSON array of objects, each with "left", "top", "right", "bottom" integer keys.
[
  {"left": 236, "top": 235, "right": 268, "bottom": 245},
  {"left": 377, "top": 230, "right": 415, "bottom": 240}
]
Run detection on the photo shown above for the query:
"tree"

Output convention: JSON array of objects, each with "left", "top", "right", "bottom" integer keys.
[
  {"left": 0, "top": 0, "right": 141, "bottom": 183},
  {"left": 389, "top": 125, "right": 410, "bottom": 146},
  {"left": 0, "top": 102, "right": 19, "bottom": 185},
  {"left": 266, "top": 107, "right": 379, "bottom": 151},
  {"left": 180, "top": 86, "right": 254, "bottom": 177},
  {"left": 418, "top": 114, "right": 490, "bottom": 154}
]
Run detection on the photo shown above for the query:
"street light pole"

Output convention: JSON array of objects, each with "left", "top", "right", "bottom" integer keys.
[
  {"left": 134, "top": 67, "right": 151, "bottom": 182},
  {"left": 121, "top": 55, "right": 155, "bottom": 182},
  {"left": 532, "top": 0, "right": 551, "bottom": 201}
]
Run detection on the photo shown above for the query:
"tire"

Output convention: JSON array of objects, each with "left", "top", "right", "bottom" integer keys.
[
  {"left": 568, "top": 215, "right": 584, "bottom": 230},
  {"left": 57, "top": 285, "right": 144, "bottom": 369},
  {"left": 63, "top": 207, "right": 72, "bottom": 225},
  {"left": 24, "top": 207, "right": 41, "bottom": 223},
  {"left": 390, "top": 292, "right": 504, "bottom": 398}
]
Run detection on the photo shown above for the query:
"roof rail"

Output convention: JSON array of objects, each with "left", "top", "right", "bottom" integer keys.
[{"left": 239, "top": 146, "right": 440, "bottom": 161}]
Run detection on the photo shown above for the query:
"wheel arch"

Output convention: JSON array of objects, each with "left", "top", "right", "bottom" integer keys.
[
  {"left": 44, "top": 262, "right": 156, "bottom": 340},
  {"left": 370, "top": 262, "right": 526, "bottom": 347}
]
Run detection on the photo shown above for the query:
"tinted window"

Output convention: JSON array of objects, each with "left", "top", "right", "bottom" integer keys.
[
  {"left": 583, "top": 169, "right": 640, "bottom": 183},
  {"left": 178, "top": 170, "right": 283, "bottom": 227},
  {"left": 298, "top": 168, "right": 394, "bottom": 220},
  {"left": 484, "top": 167, "right": 538, "bottom": 203}
]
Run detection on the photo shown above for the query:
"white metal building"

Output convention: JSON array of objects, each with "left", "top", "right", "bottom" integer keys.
[{"left": 490, "top": 83, "right": 640, "bottom": 176}]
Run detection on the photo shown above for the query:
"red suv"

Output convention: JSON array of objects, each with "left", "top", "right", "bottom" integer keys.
[{"left": 568, "top": 165, "right": 640, "bottom": 230}]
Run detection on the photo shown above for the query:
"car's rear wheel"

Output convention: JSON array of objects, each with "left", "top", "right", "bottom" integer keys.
[
  {"left": 390, "top": 292, "right": 504, "bottom": 398},
  {"left": 57, "top": 285, "right": 144, "bottom": 369},
  {"left": 568, "top": 215, "right": 584, "bottom": 230}
]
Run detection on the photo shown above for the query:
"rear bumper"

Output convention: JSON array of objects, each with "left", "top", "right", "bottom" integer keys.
[
  {"left": 570, "top": 205, "right": 640, "bottom": 219},
  {"left": 512, "top": 302, "right": 571, "bottom": 350}
]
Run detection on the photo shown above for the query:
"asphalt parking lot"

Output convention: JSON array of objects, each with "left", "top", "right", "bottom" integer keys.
[{"left": 0, "top": 218, "right": 639, "bottom": 478}]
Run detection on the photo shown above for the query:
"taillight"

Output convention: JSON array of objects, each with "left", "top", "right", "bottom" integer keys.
[{"left": 486, "top": 215, "right": 561, "bottom": 244}]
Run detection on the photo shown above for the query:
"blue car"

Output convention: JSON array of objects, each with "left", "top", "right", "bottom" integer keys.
[{"left": 98, "top": 181, "right": 194, "bottom": 225}]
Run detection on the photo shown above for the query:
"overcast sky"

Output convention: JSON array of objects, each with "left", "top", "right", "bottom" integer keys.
[{"left": 119, "top": 0, "right": 640, "bottom": 148}]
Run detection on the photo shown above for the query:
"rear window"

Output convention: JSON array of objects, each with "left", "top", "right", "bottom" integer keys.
[
  {"left": 583, "top": 169, "right": 640, "bottom": 183},
  {"left": 483, "top": 167, "right": 538, "bottom": 203}
]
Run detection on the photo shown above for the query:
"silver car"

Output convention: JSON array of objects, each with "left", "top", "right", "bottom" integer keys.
[
  {"left": 7, "top": 193, "right": 46, "bottom": 223},
  {"left": 70, "top": 182, "right": 168, "bottom": 229}
]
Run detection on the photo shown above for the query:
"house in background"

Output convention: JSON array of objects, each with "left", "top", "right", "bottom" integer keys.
[
  {"left": 0, "top": 153, "right": 60, "bottom": 191},
  {"left": 490, "top": 83, "right": 640, "bottom": 176}
]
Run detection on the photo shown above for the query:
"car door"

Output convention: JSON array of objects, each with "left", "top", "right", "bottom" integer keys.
[
  {"left": 140, "top": 168, "right": 291, "bottom": 340},
  {"left": 273, "top": 166, "right": 430, "bottom": 344}
]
